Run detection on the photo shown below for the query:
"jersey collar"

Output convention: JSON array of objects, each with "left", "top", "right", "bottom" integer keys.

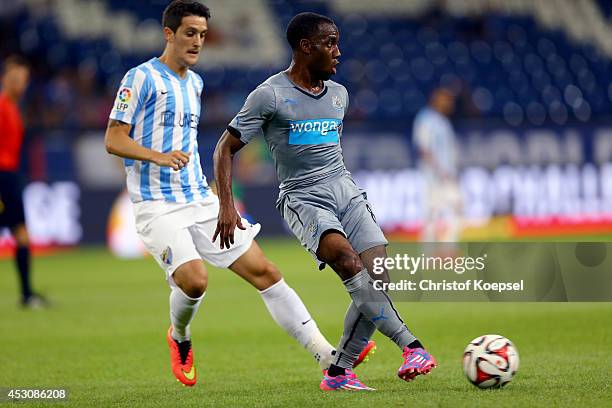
[
  {"left": 152, "top": 58, "right": 190, "bottom": 83},
  {"left": 281, "top": 71, "right": 328, "bottom": 100}
]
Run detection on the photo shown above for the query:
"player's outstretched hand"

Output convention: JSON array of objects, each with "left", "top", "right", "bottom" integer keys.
[
  {"left": 213, "top": 203, "right": 247, "bottom": 249},
  {"left": 153, "top": 150, "right": 191, "bottom": 171}
]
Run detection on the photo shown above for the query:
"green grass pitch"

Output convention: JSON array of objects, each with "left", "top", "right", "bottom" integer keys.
[{"left": 1, "top": 239, "right": 610, "bottom": 407}]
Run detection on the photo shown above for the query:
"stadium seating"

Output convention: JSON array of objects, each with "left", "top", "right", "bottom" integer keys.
[{"left": 2, "top": 0, "right": 610, "bottom": 126}]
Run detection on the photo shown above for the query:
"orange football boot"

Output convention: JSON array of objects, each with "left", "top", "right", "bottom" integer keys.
[
  {"left": 353, "top": 340, "right": 376, "bottom": 369},
  {"left": 166, "top": 326, "right": 197, "bottom": 386}
]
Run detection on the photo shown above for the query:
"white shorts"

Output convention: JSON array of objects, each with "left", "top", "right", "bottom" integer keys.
[{"left": 133, "top": 194, "right": 260, "bottom": 281}]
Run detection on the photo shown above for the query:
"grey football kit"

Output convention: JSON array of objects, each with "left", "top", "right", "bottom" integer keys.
[
  {"left": 228, "top": 72, "right": 417, "bottom": 369},
  {"left": 228, "top": 72, "right": 387, "bottom": 265}
]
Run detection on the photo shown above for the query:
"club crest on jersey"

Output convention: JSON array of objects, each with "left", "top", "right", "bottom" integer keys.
[
  {"left": 332, "top": 95, "right": 343, "bottom": 110},
  {"left": 161, "top": 246, "right": 173, "bottom": 265},
  {"left": 115, "top": 87, "right": 132, "bottom": 112}
]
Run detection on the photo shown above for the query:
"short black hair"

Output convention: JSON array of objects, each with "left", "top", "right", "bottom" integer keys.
[
  {"left": 286, "top": 12, "right": 335, "bottom": 50},
  {"left": 162, "top": 0, "right": 211, "bottom": 33},
  {"left": 2, "top": 55, "right": 29, "bottom": 74}
]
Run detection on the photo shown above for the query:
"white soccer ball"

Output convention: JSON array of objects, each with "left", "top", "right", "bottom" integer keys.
[{"left": 463, "top": 334, "right": 519, "bottom": 389}]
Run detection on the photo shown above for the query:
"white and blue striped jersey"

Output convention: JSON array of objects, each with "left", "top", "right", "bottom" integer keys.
[
  {"left": 413, "top": 107, "right": 457, "bottom": 177},
  {"left": 109, "top": 58, "right": 209, "bottom": 203}
]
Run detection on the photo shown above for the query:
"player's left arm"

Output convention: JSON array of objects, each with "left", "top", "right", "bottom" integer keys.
[{"left": 212, "top": 131, "right": 247, "bottom": 249}]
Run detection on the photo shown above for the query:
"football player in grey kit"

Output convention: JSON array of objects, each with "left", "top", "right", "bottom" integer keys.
[{"left": 213, "top": 12, "right": 436, "bottom": 390}]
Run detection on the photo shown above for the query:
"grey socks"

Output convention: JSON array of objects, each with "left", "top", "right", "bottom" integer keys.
[
  {"left": 335, "top": 269, "right": 417, "bottom": 368},
  {"left": 333, "top": 301, "right": 376, "bottom": 369}
]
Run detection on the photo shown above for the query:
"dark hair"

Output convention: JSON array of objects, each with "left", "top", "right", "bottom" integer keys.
[
  {"left": 162, "top": 0, "right": 211, "bottom": 33},
  {"left": 2, "top": 55, "right": 29, "bottom": 74},
  {"left": 286, "top": 12, "right": 335, "bottom": 50}
]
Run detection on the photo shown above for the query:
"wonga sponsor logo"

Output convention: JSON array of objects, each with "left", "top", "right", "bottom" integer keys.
[{"left": 288, "top": 118, "right": 341, "bottom": 145}]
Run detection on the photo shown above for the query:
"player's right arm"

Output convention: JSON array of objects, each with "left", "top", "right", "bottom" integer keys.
[
  {"left": 104, "top": 68, "right": 189, "bottom": 171},
  {"left": 104, "top": 119, "right": 189, "bottom": 171},
  {"left": 212, "top": 84, "right": 276, "bottom": 249},
  {"left": 212, "top": 130, "right": 247, "bottom": 249}
]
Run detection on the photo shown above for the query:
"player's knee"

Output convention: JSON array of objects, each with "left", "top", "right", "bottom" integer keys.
[
  {"left": 254, "top": 260, "right": 281, "bottom": 287},
  {"left": 248, "top": 256, "right": 280, "bottom": 279},
  {"left": 328, "top": 250, "right": 363, "bottom": 277},
  {"left": 263, "top": 261, "right": 281, "bottom": 281},
  {"left": 183, "top": 273, "right": 207, "bottom": 298},
  {"left": 174, "top": 264, "right": 208, "bottom": 298}
]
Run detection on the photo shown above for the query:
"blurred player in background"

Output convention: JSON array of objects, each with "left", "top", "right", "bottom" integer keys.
[
  {"left": 104, "top": 0, "right": 372, "bottom": 388},
  {"left": 0, "top": 55, "right": 48, "bottom": 309},
  {"left": 413, "top": 87, "right": 462, "bottom": 244},
  {"left": 214, "top": 12, "right": 436, "bottom": 391}
]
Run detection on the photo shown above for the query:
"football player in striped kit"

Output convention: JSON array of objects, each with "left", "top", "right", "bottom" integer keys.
[
  {"left": 104, "top": 0, "right": 372, "bottom": 387},
  {"left": 413, "top": 88, "right": 462, "bottom": 245}
]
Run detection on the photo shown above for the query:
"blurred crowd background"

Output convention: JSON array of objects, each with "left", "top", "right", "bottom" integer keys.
[{"left": 1, "top": 0, "right": 611, "bottom": 251}]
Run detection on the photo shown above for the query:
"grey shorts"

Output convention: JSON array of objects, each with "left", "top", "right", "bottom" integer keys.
[{"left": 277, "top": 174, "right": 388, "bottom": 269}]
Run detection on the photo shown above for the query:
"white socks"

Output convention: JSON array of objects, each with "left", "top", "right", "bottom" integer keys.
[
  {"left": 306, "top": 330, "right": 336, "bottom": 370},
  {"left": 169, "top": 287, "right": 205, "bottom": 342},
  {"left": 168, "top": 279, "right": 335, "bottom": 369},
  {"left": 259, "top": 279, "right": 335, "bottom": 370}
]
